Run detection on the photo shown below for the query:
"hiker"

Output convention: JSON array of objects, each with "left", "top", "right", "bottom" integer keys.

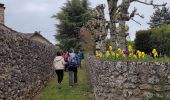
[
  {"left": 53, "top": 51, "right": 66, "bottom": 89},
  {"left": 67, "top": 49, "right": 79, "bottom": 87},
  {"left": 77, "top": 49, "right": 84, "bottom": 68},
  {"left": 62, "top": 51, "right": 68, "bottom": 71}
]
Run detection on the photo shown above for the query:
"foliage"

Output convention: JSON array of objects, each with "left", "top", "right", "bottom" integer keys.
[
  {"left": 135, "top": 30, "right": 152, "bottom": 54},
  {"left": 149, "top": 6, "right": 170, "bottom": 28},
  {"left": 53, "top": 0, "right": 94, "bottom": 51},
  {"left": 135, "top": 25, "right": 170, "bottom": 56},
  {"left": 96, "top": 45, "right": 170, "bottom": 62},
  {"left": 96, "top": 45, "right": 157, "bottom": 62}
]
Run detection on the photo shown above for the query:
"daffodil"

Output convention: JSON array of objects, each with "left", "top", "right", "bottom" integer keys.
[
  {"left": 137, "top": 50, "right": 142, "bottom": 58},
  {"left": 115, "top": 53, "right": 119, "bottom": 58},
  {"left": 109, "top": 46, "right": 112, "bottom": 51},
  {"left": 129, "top": 53, "right": 133, "bottom": 58},
  {"left": 133, "top": 54, "right": 137, "bottom": 60},
  {"left": 128, "top": 45, "right": 133, "bottom": 52},
  {"left": 141, "top": 52, "right": 145, "bottom": 58},
  {"left": 152, "top": 49, "right": 158, "bottom": 58},
  {"left": 99, "top": 53, "right": 103, "bottom": 58},
  {"left": 105, "top": 51, "right": 110, "bottom": 58},
  {"left": 111, "top": 51, "right": 115, "bottom": 57}
]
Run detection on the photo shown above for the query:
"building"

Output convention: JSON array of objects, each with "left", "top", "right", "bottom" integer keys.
[
  {"left": 25, "top": 31, "right": 52, "bottom": 45},
  {"left": 0, "top": 3, "right": 53, "bottom": 45}
]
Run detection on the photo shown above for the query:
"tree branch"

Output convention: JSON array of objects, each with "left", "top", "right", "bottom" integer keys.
[
  {"left": 131, "top": 18, "right": 141, "bottom": 25},
  {"left": 134, "top": 0, "right": 167, "bottom": 6}
]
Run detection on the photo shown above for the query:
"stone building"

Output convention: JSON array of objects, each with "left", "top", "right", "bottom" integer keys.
[
  {"left": 25, "top": 31, "right": 52, "bottom": 45},
  {"left": 0, "top": 3, "right": 52, "bottom": 45}
]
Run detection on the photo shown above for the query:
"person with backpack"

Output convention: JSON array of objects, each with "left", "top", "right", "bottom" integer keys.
[
  {"left": 67, "top": 49, "right": 79, "bottom": 87},
  {"left": 62, "top": 51, "right": 68, "bottom": 71},
  {"left": 77, "top": 49, "right": 84, "bottom": 68},
  {"left": 53, "top": 51, "right": 66, "bottom": 89}
]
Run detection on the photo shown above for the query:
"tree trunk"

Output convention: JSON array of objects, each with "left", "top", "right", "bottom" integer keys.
[
  {"left": 118, "top": 0, "right": 129, "bottom": 50},
  {"left": 118, "top": 20, "right": 127, "bottom": 49},
  {"left": 107, "top": 0, "right": 118, "bottom": 50}
]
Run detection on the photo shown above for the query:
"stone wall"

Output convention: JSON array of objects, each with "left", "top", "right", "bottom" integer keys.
[
  {"left": 0, "top": 30, "right": 58, "bottom": 99},
  {"left": 86, "top": 56, "right": 170, "bottom": 100}
]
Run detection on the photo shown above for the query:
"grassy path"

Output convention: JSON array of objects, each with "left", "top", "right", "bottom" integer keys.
[{"left": 34, "top": 61, "right": 94, "bottom": 100}]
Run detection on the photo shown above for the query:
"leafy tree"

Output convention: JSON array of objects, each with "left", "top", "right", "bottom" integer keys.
[
  {"left": 135, "top": 30, "right": 152, "bottom": 54},
  {"left": 135, "top": 25, "right": 170, "bottom": 56},
  {"left": 53, "top": 0, "right": 93, "bottom": 51},
  {"left": 150, "top": 25, "right": 170, "bottom": 56},
  {"left": 149, "top": 7, "right": 170, "bottom": 28}
]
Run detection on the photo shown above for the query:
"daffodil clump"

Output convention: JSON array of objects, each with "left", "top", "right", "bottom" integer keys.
[
  {"left": 95, "top": 45, "right": 159, "bottom": 61},
  {"left": 152, "top": 49, "right": 158, "bottom": 58},
  {"left": 96, "top": 51, "right": 103, "bottom": 58}
]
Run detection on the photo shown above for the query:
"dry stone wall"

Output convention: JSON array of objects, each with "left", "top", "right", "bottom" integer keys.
[
  {"left": 0, "top": 30, "right": 58, "bottom": 100},
  {"left": 86, "top": 56, "right": 170, "bottom": 100}
]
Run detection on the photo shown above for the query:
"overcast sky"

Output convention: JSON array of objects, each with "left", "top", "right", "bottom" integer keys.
[{"left": 0, "top": 0, "right": 169, "bottom": 44}]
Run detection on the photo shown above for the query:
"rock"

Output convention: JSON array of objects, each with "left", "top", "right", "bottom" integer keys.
[{"left": 139, "top": 84, "right": 152, "bottom": 90}]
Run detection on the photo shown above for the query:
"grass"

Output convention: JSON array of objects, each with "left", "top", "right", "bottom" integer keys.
[
  {"left": 155, "top": 57, "right": 170, "bottom": 62},
  {"left": 34, "top": 60, "right": 94, "bottom": 100}
]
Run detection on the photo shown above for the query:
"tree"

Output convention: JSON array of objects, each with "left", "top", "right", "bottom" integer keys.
[
  {"left": 53, "top": 0, "right": 93, "bottom": 51},
  {"left": 135, "top": 30, "right": 152, "bottom": 53},
  {"left": 149, "top": 6, "right": 170, "bottom": 28},
  {"left": 135, "top": 25, "right": 170, "bottom": 56},
  {"left": 107, "top": 0, "right": 166, "bottom": 50}
]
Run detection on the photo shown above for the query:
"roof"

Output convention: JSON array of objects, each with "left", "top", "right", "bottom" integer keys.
[{"left": 24, "top": 31, "right": 53, "bottom": 45}]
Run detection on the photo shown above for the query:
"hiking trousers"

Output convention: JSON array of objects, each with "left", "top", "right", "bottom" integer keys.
[
  {"left": 69, "top": 67, "right": 78, "bottom": 86},
  {"left": 55, "top": 70, "right": 64, "bottom": 84}
]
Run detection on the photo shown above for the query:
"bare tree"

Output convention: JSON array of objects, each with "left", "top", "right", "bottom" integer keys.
[{"left": 107, "top": 0, "right": 167, "bottom": 50}]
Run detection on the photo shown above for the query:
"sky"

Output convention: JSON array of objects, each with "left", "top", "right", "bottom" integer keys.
[{"left": 0, "top": 0, "right": 169, "bottom": 44}]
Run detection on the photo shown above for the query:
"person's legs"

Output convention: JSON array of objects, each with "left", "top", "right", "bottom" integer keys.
[
  {"left": 69, "top": 70, "right": 73, "bottom": 86},
  {"left": 73, "top": 67, "right": 78, "bottom": 84},
  {"left": 58, "top": 70, "right": 64, "bottom": 84},
  {"left": 55, "top": 70, "right": 60, "bottom": 83},
  {"left": 60, "top": 70, "right": 64, "bottom": 83},
  {"left": 80, "top": 60, "right": 82, "bottom": 68}
]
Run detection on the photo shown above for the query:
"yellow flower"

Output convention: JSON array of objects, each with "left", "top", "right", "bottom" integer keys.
[
  {"left": 152, "top": 49, "right": 156, "bottom": 54},
  {"left": 95, "top": 51, "right": 99, "bottom": 57},
  {"left": 109, "top": 46, "right": 112, "bottom": 51},
  {"left": 111, "top": 51, "right": 115, "bottom": 57},
  {"left": 128, "top": 45, "right": 133, "bottom": 52},
  {"left": 117, "top": 48, "right": 124, "bottom": 55},
  {"left": 133, "top": 54, "right": 137, "bottom": 60},
  {"left": 105, "top": 51, "right": 110, "bottom": 58},
  {"left": 115, "top": 53, "right": 119, "bottom": 58},
  {"left": 152, "top": 49, "right": 158, "bottom": 58},
  {"left": 129, "top": 53, "right": 133, "bottom": 58},
  {"left": 117, "top": 48, "right": 122, "bottom": 52},
  {"left": 137, "top": 50, "right": 142, "bottom": 58},
  {"left": 99, "top": 53, "right": 103, "bottom": 58},
  {"left": 141, "top": 52, "right": 145, "bottom": 58}
]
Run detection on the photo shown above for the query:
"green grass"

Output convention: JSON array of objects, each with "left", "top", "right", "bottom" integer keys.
[
  {"left": 155, "top": 57, "right": 170, "bottom": 62},
  {"left": 34, "top": 61, "right": 94, "bottom": 100}
]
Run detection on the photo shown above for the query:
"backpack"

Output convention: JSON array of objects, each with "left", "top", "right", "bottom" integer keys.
[{"left": 68, "top": 54, "right": 78, "bottom": 67}]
